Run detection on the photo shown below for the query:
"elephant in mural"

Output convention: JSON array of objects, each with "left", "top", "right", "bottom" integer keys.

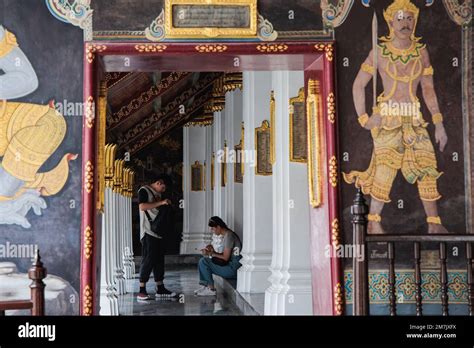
[{"left": 0, "top": 25, "right": 76, "bottom": 228}]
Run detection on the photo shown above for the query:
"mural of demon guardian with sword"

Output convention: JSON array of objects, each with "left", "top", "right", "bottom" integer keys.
[
  {"left": 0, "top": 25, "right": 76, "bottom": 228},
  {"left": 343, "top": 0, "right": 449, "bottom": 235}
]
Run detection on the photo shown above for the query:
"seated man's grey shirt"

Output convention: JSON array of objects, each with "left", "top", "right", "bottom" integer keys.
[{"left": 138, "top": 186, "right": 161, "bottom": 240}]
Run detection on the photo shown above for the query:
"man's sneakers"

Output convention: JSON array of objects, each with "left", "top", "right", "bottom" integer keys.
[
  {"left": 155, "top": 284, "right": 177, "bottom": 299},
  {"left": 137, "top": 291, "right": 151, "bottom": 302},
  {"left": 194, "top": 285, "right": 206, "bottom": 295},
  {"left": 195, "top": 286, "right": 216, "bottom": 297}
]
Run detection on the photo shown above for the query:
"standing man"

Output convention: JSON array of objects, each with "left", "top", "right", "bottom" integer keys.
[
  {"left": 137, "top": 174, "right": 177, "bottom": 300},
  {"left": 343, "top": 0, "right": 449, "bottom": 234}
]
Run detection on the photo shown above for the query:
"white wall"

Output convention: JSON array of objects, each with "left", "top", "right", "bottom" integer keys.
[
  {"left": 237, "top": 71, "right": 273, "bottom": 293},
  {"left": 265, "top": 71, "right": 312, "bottom": 315},
  {"left": 181, "top": 126, "right": 210, "bottom": 254},
  {"left": 224, "top": 89, "right": 244, "bottom": 240}
]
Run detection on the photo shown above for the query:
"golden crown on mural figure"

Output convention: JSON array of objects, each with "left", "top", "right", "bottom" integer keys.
[{"left": 382, "top": 0, "right": 421, "bottom": 42}]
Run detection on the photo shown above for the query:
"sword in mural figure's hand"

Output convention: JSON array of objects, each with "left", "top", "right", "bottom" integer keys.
[{"left": 371, "top": 11, "right": 380, "bottom": 137}]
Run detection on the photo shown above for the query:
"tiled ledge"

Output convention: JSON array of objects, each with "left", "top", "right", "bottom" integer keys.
[{"left": 214, "top": 276, "right": 264, "bottom": 316}]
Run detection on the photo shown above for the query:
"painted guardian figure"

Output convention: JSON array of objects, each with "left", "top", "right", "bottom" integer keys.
[
  {"left": 343, "top": 0, "right": 449, "bottom": 234},
  {"left": 0, "top": 25, "right": 75, "bottom": 228}
]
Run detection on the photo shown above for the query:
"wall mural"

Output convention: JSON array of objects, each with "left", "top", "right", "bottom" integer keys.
[
  {"left": 343, "top": 0, "right": 449, "bottom": 235},
  {"left": 0, "top": 0, "right": 83, "bottom": 315},
  {"left": 0, "top": 26, "right": 76, "bottom": 229},
  {"left": 338, "top": 0, "right": 471, "bottom": 313}
]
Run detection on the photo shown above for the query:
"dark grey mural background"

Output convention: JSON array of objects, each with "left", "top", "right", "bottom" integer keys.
[
  {"left": 92, "top": 0, "right": 324, "bottom": 32},
  {"left": 0, "top": 0, "right": 83, "bottom": 313}
]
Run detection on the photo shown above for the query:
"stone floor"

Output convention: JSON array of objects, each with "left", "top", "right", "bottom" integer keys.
[{"left": 118, "top": 267, "right": 243, "bottom": 316}]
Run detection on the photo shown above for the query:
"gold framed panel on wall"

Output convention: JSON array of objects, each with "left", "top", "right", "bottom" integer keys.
[
  {"left": 203, "top": 161, "right": 207, "bottom": 191},
  {"left": 307, "top": 79, "right": 323, "bottom": 208},
  {"left": 290, "top": 87, "right": 308, "bottom": 163},
  {"left": 241, "top": 122, "right": 245, "bottom": 177},
  {"left": 270, "top": 90, "right": 276, "bottom": 165},
  {"left": 165, "top": 0, "right": 257, "bottom": 39},
  {"left": 96, "top": 82, "right": 107, "bottom": 213},
  {"left": 234, "top": 140, "right": 243, "bottom": 184},
  {"left": 191, "top": 160, "right": 204, "bottom": 191},
  {"left": 211, "top": 153, "right": 215, "bottom": 190},
  {"left": 221, "top": 141, "right": 227, "bottom": 187},
  {"left": 255, "top": 120, "right": 272, "bottom": 176}
]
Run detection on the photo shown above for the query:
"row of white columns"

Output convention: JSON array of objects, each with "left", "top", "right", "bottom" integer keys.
[
  {"left": 99, "top": 163, "right": 135, "bottom": 315},
  {"left": 182, "top": 72, "right": 313, "bottom": 315}
]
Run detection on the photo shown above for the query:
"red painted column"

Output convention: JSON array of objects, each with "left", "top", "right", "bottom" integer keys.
[
  {"left": 80, "top": 43, "right": 97, "bottom": 316},
  {"left": 307, "top": 43, "right": 344, "bottom": 315},
  {"left": 322, "top": 44, "right": 344, "bottom": 316}
]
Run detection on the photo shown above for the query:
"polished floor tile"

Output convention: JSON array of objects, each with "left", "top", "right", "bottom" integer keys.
[{"left": 118, "top": 268, "right": 243, "bottom": 316}]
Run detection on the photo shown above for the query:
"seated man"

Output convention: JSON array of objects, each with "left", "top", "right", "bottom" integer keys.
[{"left": 195, "top": 216, "right": 242, "bottom": 297}]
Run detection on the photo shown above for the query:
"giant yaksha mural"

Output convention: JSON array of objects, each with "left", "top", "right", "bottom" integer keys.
[
  {"left": 0, "top": 25, "right": 76, "bottom": 228},
  {"left": 343, "top": 0, "right": 449, "bottom": 235}
]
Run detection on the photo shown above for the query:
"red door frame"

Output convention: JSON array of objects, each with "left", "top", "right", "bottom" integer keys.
[{"left": 80, "top": 41, "right": 342, "bottom": 315}]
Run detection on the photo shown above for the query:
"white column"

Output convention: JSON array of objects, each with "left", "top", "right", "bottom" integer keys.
[
  {"left": 126, "top": 191, "right": 135, "bottom": 292},
  {"left": 99, "top": 187, "right": 119, "bottom": 315},
  {"left": 180, "top": 126, "right": 210, "bottom": 254},
  {"left": 264, "top": 71, "right": 313, "bottom": 315},
  {"left": 237, "top": 72, "right": 273, "bottom": 293},
  {"left": 212, "top": 110, "right": 226, "bottom": 220},
  {"left": 224, "top": 90, "right": 244, "bottom": 236},
  {"left": 120, "top": 193, "right": 131, "bottom": 292},
  {"left": 205, "top": 126, "right": 214, "bottom": 231},
  {"left": 113, "top": 188, "right": 125, "bottom": 295}
]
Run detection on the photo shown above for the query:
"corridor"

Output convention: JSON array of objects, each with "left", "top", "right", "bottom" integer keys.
[{"left": 118, "top": 268, "right": 243, "bottom": 316}]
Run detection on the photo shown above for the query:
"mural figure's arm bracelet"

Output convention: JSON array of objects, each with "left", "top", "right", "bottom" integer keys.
[
  {"left": 432, "top": 113, "right": 443, "bottom": 125},
  {"left": 358, "top": 113, "right": 369, "bottom": 128}
]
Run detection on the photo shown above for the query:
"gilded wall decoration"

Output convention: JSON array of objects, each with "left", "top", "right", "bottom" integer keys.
[
  {"left": 255, "top": 120, "right": 273, "bottom": 176},
  {"left": 289, "top": 87, "right": 308, "bottom": 163},
  {"left": 307, "top": 79, "right": 323, "bottom": 208},
  {"left": 195, "top": 44, "right": 228, "bottom": 53},
  {"left": 191, "top": 161, "right": 204, "bottom": 191},
  {"left": 256, "top": 43, "right": 289, "bottom": 53},
  {"left": 314, "top": 43, "right": 334, "bottom": 61},
  {"left": 84, "top": 226, "right": 93, "bottom": 259},
  {"left": 135, "top": 44, "right": 168, "bottom": 53},
  {"left": 145, "top": 9, "right": 166, "bottom": 42},
  {"left": 320, "top": 0, "right": 355, "bottom": 28}
]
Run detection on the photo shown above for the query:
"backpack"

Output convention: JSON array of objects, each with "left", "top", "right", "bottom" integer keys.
[{"left": 141, "top": 186, "right": 173, "bottom": 239}]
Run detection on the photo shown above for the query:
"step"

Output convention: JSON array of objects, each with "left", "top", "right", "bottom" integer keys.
[{"left": 213, "top": 276, "right": 264, "bottom": 316}]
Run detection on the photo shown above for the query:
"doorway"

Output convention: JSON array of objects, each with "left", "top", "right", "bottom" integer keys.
[{"left": 80, "top": 41, "right": 340, "bottom": 315}]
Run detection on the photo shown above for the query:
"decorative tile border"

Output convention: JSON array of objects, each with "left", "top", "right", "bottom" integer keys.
[{"left": 344, "top": 269, "right": 468, "bottom": 304}]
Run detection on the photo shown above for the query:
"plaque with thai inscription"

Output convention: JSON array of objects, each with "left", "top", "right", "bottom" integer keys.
[
  {"left": 172, "top": 5, "right": 250, "bottom": 28},
  {"left": 255, "top": 120, "right": 272, "bottom": 176},
  {"left": 290, "top": 88, "right": 307, "bottom": 162},
  {"left": 166, "top": 0, "right": 257, "bottom": 39},
  {"left": 191, "top": 161, "right": 203, "bottom": 191},
  {"left": 234, "top": 142, "right": 243, "bottom": 183}
]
